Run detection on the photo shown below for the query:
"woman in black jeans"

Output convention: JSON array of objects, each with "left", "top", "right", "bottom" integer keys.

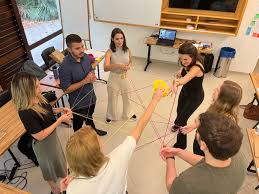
[{"left": 171, "top": 42, "right": 204, "bottom": 149}]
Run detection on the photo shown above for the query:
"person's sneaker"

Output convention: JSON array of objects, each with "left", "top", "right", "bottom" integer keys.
[
  {"left": 171, "top": 124, "right": 181, "bottom": 132},
  {"left": 95, "top": 128, "right": 107, "bottom": 136},
  {"left": 29, "top": 156, "right": 39, "bottom": 167},
  {"left": 106, "top": 118, "right": 112, "bottom": 124},
  {"left": 173, "top": 142, "right": 187, "bottom": 149},
  {"left": 130, "top": 114, "right": 137, "bottom": 121}
]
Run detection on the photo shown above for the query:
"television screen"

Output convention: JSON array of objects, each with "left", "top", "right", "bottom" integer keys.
[{"left": 169, "top": 0, "right": 239, "bottom": 13}]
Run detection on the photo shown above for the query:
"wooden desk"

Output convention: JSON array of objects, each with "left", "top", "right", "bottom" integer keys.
[
  {"left": 250, "top": 73, "right": 259, "bottom": 99},
  {"left": 246, "top": 128, "right": 259, "bottom": 190},
  {"left": 145, "top": 37, "right": 212, "bottom": 71},
  {"left": 0, "top": 101, "right": 25, "bottom": 155},
  {"left": 40, "top": 71, "right": 60, "bottom": 89},
  {"left": 39, "top": 70, "right": 65, "bottom": 107},
  {"left": 40, "top": 84, "right": 65, "bottom": 107},
  {"left": 0, "top": 182, "right": 31, "bottom": 194},
  {"left": 248, "top": 73, "right": 259, "bottom": 128},
  {"left": 0, "top": 101, "right": 25, "bottom": 180}
]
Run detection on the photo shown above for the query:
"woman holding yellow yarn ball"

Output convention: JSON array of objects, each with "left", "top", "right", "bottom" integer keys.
[
  {"left": 104, "top": 28, "right": 136, "bottom": 123},
  {"left": 171, "top": 42, "right": 204, "bottom": 150}
]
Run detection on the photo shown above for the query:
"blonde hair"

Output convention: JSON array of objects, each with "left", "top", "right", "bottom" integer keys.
[
  {"left": 11, "top": 72, "right": 47, "bottom": 117},
  {"left": 66, "top": 126, "right": 109, "bottom": 177},
  {"left": 208, "top": 80, "right": 242, "bottom": 123}
]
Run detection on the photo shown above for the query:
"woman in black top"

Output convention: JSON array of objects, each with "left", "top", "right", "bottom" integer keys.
[
  {"left": 171, "top": 42, "right": 204, "bottom": 149},
  {"left": 11, "top": 72, "right": 72, "bottom": 194}
]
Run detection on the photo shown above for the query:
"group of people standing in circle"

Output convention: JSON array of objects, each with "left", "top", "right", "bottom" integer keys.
[{"left": 10, "top": 27, "right": 245, "bottom": 194}]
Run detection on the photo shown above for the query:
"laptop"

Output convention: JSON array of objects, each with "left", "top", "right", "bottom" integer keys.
[{"left": 157, "top": 29, "right": 177, "bottom": 46}]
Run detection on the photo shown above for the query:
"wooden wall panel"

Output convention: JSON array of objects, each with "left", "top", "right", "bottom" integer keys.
[
  {"left": 0, "top": 47, "right": 26, "bottom": 64},
  {"left": 0, "top": 0, "right": 31, "bottom": 89},
  {"left": 0, "top": 35, "right": 21, "bottom": 50},
  {"left": 0, "top": 56, "right": 27, "bottom": 74},
  {"left": 0, "top": 0, "right": 10, "bottom": 7}
]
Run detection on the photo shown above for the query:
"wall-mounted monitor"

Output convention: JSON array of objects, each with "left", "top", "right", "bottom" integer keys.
[{"left": 169, "top": 0, "right": 239, "bottom": 13}]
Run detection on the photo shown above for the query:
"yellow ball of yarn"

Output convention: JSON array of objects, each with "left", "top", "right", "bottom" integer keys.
[
  {"left": 95, "top": 57, "right": 101, "bottom": 62},
  {"left": 153, "top": 80, "right": 169, "bottom": 97}
]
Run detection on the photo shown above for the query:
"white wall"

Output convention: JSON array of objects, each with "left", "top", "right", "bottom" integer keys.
[
  {"left": 60, "top": 0, "right": 89, "bottom": 40},
  {"left": 87, "top": 0, "right": 259, "bottom": 73},
  {"left": 93, "top": 0, "right": 161, "bottom": 27}
]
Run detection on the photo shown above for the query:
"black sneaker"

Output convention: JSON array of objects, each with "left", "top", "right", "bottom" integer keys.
[
  {"left": 50, "top": 192, "right": 63, "bottom": 194},
  {"left": 106, "top": 119, "right": 112, "bottom": 124},
  {"left": 95, "top": 128, "right": 107, "bottom": 136},
  {"left": 171, "top": 124, "right": 181, "bottom": 132},
  {"left": 130, "top": 114, "right": 137, "bottom": 121},
  {"left": 29, "top": 157, "right": 39, "bottom": 167}
]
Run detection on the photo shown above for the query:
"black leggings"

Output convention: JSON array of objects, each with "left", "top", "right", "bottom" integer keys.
[
  {"left": 72, "top": 104, "right": 96, "bottom": 132},
  {"left": 173, "top": 90, "right": 204, "bottom": 149}
]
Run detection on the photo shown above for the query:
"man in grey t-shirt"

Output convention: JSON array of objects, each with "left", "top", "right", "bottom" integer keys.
[{"left": 161, "top": 112, "right": 245, "bottom": 194}]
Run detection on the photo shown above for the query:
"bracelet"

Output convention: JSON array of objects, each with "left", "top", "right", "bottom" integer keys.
[{"left": 166, "top": 156, "right": 175, "bottom": 160}]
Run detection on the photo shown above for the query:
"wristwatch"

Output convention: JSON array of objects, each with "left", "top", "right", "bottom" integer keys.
[{"left": 166, "top": 156, "right": 175, "bottom": 160}]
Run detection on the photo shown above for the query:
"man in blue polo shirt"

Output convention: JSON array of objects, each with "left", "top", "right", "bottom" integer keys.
[{"left": 59, "top": 34, "right": 107, "bottom": 136}]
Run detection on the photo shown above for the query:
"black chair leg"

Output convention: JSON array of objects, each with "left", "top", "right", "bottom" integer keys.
[
  {"left": 61, "top": 97, "right": 65, "bottom": 107},
  {"left": 247, "top": 160, "right": 257, "bottom": 173}
]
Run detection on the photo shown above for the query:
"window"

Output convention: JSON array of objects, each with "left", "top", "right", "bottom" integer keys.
[
  {"left": 16, "top": 0, "right": 63, "bottom": 66},
  {"left": 31, "top": 34, "right": 63, "bottom": 65}
]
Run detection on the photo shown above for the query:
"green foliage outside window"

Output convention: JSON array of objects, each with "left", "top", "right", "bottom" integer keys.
[{"left": 17, "top": 0, "right": 59, "bottom": 21}]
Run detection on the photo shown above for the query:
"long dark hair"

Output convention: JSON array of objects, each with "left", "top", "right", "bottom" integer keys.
[
  {"left": 178, "top": 42, "right": 204, "bottom": 70},
  {"left": 110, "top": 28, "right": 128, "bottom": 53}
]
